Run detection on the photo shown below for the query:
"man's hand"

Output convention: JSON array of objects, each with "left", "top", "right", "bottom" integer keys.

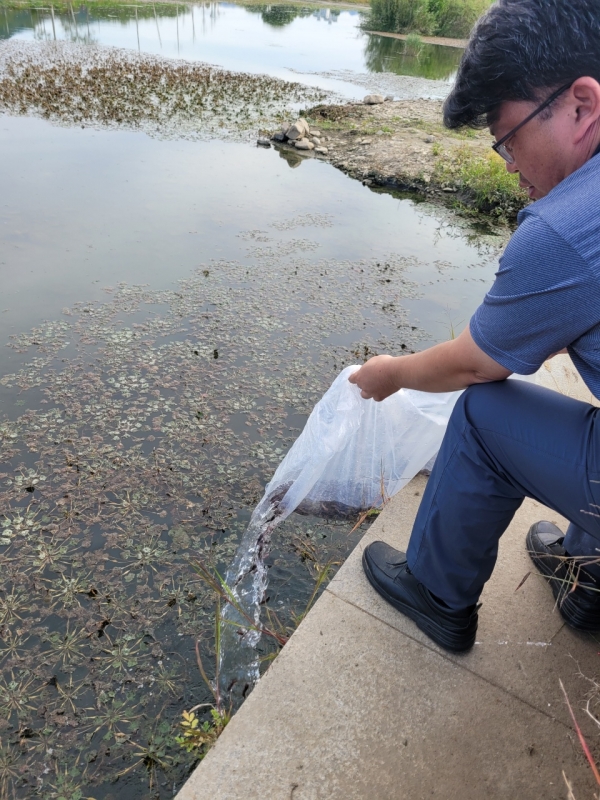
[
  {"left": 348, "top": 327, "right": 512, "bottom": 399},
  {"left": 347, "top": 355, "right": 401, "bottom": 401}
]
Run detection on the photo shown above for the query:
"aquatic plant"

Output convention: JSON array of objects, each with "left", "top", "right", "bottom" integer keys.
[
  {"left": 87, "top": 696, "right": 141, "bottom": 742},
  {"left": 42, "top": 623, "right": 89, "bottom": 668},
  {"left": 0, "top": 229, "right": 427, "bottom": 796},
  {"left": 176, "top": 706, "right": 229, "bottom": 756},
  {"left": 116, "top": 723, "right": 175, "bottom": 788},
  {"left": 0, "top": 40, "right": 330, "bottom": 142},
  {"left": 0, "top": 740, "right": 28, "bottom": 798},
  {"left": 175, "top": 553, "right": 333, "bottom": 760},
  {"left": 404, "top": 32, "right": 424, "bottom": 56}
]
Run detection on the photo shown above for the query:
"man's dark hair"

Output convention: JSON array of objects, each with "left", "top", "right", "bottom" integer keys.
[{"left": 444, "top": 0, "right": 600, "bottom": 129}]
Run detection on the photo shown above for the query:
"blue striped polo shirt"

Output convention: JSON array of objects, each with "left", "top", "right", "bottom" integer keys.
[{"left": 470, "top": 152, "right": 600, "bottom": 399}]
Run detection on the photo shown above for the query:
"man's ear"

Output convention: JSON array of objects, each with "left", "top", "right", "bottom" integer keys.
[{"left": 571, "top": 77, "right": 600, "bottom": 145}]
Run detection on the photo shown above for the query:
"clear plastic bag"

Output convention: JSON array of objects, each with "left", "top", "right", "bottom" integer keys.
[
  {"left": 221, "top": 366, "right": 534, "bottom": 691},
  {"left": 264, "top": 365, "right": 462, "bottom": 520},
  {"left": 221, "top": 365, "right": 462, "bottom": 692}
]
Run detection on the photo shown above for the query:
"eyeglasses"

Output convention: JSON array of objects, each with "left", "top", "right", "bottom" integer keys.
[{"left": 491, "top": 81, "right": 574, "bottom": 164}]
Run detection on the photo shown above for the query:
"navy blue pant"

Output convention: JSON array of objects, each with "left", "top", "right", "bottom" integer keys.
[{"left": 406, "top": 380, "right": 600, "bottom": 609}]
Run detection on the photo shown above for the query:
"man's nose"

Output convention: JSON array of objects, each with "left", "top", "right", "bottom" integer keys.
[{"left": 506, "top": 159, "right": 519, "bottom": 174}]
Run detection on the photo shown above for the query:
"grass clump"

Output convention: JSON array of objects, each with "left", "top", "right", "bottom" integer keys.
[
  {"left": 365, "top": 0, "right": 433, "bottom": 37},
  {"left": 432, "top": 146, "right": 529, "bottom": 219},
  {"left": 176, "top": 708, "right": 230, "bottom": 756},
  {"left": 427, "top": 0, "right": 491, "bottom": 37},
  {"left": 404, "top": 31, "right": 424, "bottom": 55},
  {"left": 174, "top": 554, "right": 335, "bottom": 760},
  {"left": 365, "top": 0, "right": 492, "bottom": 38}
]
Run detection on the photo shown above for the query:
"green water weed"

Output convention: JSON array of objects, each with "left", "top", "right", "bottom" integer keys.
[
  {"left": 0, "top": 671, "right": 42, "bottom": 720},
  {"left": 116, "top": 721, "right": 174, "bottom": 789},
  {"left": 0, "top": 588, "right": 29, "bottom": 626},
  {"left": 44, "top": 762, "right": 95, "bottom": 800},
  {"left": 54, "top": 675, "right": 89, "bottom": 716},
  {"left": 98, "top": 634, "right": 145, "bottom": 676},
  {"left": 46, "top": 572, "right": 93, "bottom": 609},
  {"left": 0, "top": 246, "right": 424, "bottom": 795},
  {"left": 404, "top": 32, "right": 424, "bottom": 56},
  {"left": 175, "top": 599, "right": 231, "bottom": 759},
  {"left": 0, "top": 740, "right": 30, "bottom": 799},
  {"left": 0, "top": 40, "right": 329, "bottom": 143},
  {"left": 176, "top": 706, "right": 229, "bottom": 757},
  {"left": 87, "top": 696, "right": 141, "bottom": 743},
  {"left": 42, "top": 624, "right": 89, "bottom": 669},
  {"left": 0, "top": 629, "right": 31, "bottom": 666}
]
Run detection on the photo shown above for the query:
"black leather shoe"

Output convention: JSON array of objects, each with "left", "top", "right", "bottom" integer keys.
[
  {"left": 362, "top": 541, "right": 478, "bottom": 652},
  {"left": 526, "top": 521, "right": 600, "bottom": 631}
]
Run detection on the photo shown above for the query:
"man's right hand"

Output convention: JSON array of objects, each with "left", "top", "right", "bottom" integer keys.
[
  {"left": 348, "top": 355, "right": 402, "bottom": 402},
  {"left": 348, "top": 326, "right": 512, "bottom": 398}
]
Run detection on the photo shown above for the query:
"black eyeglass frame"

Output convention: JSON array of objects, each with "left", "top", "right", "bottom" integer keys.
[{"left": 491, "top": 81, "right": 574, "bottom": 163}]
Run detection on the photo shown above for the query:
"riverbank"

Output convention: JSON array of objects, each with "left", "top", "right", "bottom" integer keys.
[
  {"left": 270, "top": 98, "right": 529, "bottom": 221},
  {"left": 3, "top": 0, "right": 370, "bottom": 12},
  {"left": 364, "top": 29, "right": 467, "bottom": 47}
]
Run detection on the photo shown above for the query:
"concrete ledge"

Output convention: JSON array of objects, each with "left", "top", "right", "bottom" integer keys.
[{"left": 177, "top": 359, "right": 600, "bottom": 799}]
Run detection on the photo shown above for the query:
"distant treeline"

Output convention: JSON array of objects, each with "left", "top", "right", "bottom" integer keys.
[{"left": 365, "top": 0, "right": 492, "bottom": 38}]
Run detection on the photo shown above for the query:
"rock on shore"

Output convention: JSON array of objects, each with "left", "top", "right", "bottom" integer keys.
[
  {"left": 260, "top": 116, "right": 330, "bottom": 156},
  {"left": 363, "top": 94, "right": 385, "bottom": 104}
]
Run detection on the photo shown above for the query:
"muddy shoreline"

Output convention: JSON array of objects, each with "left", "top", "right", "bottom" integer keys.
[
  {"left": 269, "top": 98, "right": 527, "bottom": 221},
  {"left": 364, "top": 30, "right": 467, "bottom": 48}
]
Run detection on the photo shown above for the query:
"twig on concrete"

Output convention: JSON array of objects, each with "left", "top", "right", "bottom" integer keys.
[
  {"left": 514, "top": 571, "right": 531, "bottom": 592},
  {"left": 559, "top": 678, "right": 600, "bottom": 786},
  {"left": 562, "top": 770, "right": 577, "bottom": 800}
]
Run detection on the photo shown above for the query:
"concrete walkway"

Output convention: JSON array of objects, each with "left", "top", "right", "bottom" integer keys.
[{"left": 178, "top": 357, "right": 600, "bottom": 800}]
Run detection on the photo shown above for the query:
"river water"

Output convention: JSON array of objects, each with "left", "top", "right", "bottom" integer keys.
[
  {"left": 3, "top": 1, "right": 463, "bottom": 94},
  {"left": 0, "top": 5, "right": 502, "bottom": 798}
]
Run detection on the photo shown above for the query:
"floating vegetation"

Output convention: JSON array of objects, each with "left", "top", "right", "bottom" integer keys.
[
  {"left": 0, "top": 220, "right": 426, "bottom": 797},
  {"left": 0, "top": 40, "right": 330, "bottom": 140}
]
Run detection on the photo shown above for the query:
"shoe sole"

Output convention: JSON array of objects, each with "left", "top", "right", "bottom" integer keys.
[
  {"left": 362, "top": 550, "right": 476, "bottom": 653},
  {"left": 526, "top": 529, "right": 600, "bottom": 632}
]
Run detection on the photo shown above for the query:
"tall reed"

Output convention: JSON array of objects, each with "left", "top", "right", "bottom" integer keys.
[{"left": 366, "top": 0, "right": 492, "bottom": 38}]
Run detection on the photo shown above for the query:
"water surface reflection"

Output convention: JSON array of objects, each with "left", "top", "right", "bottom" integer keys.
[{"left": 2, "top": 1, "right": 463, "bottom": 83}]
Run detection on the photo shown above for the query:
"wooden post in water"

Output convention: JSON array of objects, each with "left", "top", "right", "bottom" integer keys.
[
  {"left": 176, "top": 4, "right": 180, "bottom": 54},
  {"left": 153, "top": 4, "right": 162, "bottom": 47},
  {"left": 135, "top": 5, "right": 140, "bottom": 51},
  {"left": 69, "top": 2, "right": 78, "bottom": 39},
  {"left": 49, "top": 5, "right": 56, "bottom": 39}
]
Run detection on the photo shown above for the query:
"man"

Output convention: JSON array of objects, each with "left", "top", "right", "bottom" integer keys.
[{"left": 348, "top": 0, "right": 600, "bottom": 652}]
